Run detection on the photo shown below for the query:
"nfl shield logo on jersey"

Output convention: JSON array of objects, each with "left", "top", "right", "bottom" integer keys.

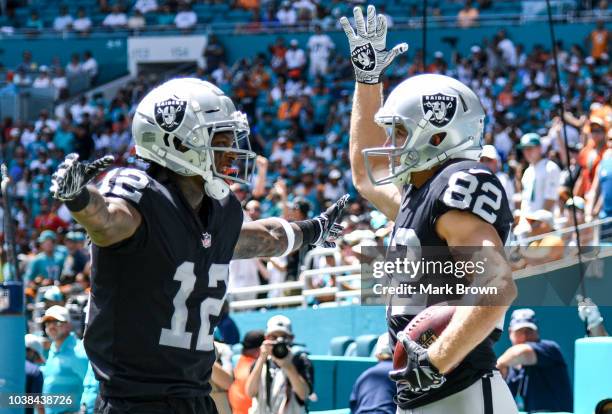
[
  {"left": 201, "top": 232, "right": 212, "bottom": 248},
  {"left": 422, "top": 93, "right": 457, "bottom": 128},
  {"left": 351, "top": 43, "right": 376, "bottom": 71},
  {"left": 154, "top": 98, "right": 187, "bottom": 132}
]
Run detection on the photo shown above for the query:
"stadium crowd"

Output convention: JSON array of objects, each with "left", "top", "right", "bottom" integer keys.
[{"left": 0, "top": 12, "right": 610, "bottom": 414}]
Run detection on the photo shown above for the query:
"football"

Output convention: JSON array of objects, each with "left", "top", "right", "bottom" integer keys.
[{"left": 393, "top": 305, "right": 456, "bottom": 369}]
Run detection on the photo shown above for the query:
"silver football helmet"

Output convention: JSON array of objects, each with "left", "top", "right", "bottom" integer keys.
[
  {"left": 363, "top": 74, "right": 485, "bottom": 186},
  {"left": 132, "top": 78, "right": 255, "bottom": 200}
]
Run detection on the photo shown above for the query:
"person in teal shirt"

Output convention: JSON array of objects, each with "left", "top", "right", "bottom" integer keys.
[
  {"left": 80, "top": 363, "right": 100, "bottom": 414},
  {"left": 25, "top": 230, "right": 65, "bottom": 283},
  {"left": 41, "top": 305, "right": 89, "bottom": 414}
]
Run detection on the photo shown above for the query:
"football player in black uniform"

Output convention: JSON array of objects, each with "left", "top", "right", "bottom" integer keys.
[
  {"left": 341, "top": 6, "right": 518, "bottom": 414},
  {"left": 49, "top": 78, "right": 347, "bottom": 414}
]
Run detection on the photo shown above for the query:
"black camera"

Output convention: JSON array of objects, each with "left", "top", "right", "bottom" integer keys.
[{"left": 272, "top": 337, "right": 290, "bottom": 359}]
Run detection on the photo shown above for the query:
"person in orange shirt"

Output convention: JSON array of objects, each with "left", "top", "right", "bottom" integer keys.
[
  {"left": 589, "top": 20, "right": 608, "bottom": 59},
  {"left": 575, "top": 115, "right": 608, "bottom": 196},
  {"left": 229, "top": 330, "right": 265, "bottom": 414}
]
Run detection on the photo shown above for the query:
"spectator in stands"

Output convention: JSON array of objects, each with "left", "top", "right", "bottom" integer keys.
[
  {"left": 586, "top": 130, "right": 612, "bottom": 225},
  {"left": 156, "top": 3, "right": 174, "bottom": 26},
  {"left": 133, "top": 0, "right": 158, "bottom": 14},
  {"left": 65, "top": 54, "right": 83, "bottom": 77},
  {"left": 229, "top": 330, "right": 265, "bottom": 414},
  {"left": 496, "top": 29, "right": 517, "bottom": 67},
  {"left": 52, "top": 68, "right": 68, "bottom": 100},
  {"left": 24, "top": 230, "right": 65, "bottom": 283},
  {"left": 457, "top": 0, "right": 479, "bottom": 28},
  {"left": 323, "top": 169, "right": 346, "bottom": 202},
  {"left": 102, "top": 4, "right": 128, "bottom": 29},
  {"left": 588, "top": 20, "right": 608, "bottom": 59},
  {"left": 285, "top": 39, "right": 306, "bottom": 78},
  {"left": 480, "top": 145, "right": 515, "bottom": 204},
  {"left": 25, "top": 334, "right": 45, "bottom": 414},
  {"left": 25, "top": 10, "right": 44, "bottom": 33},
  {"left": 41, "top": 305, "right": 89, "bottom": 414},
  {"left": 578, "top": 298, "right": 609, "bottom": 337},
  {"left": 307, "top": 25, "right": 335, "bottom": 77},
  {"left": 82, "top": 51, "right": 99, "bottom": 84},
  {"left": 13, "top": 68, "right": 32, "bottom": 86},
  {"left": 17, "top": 51, "right": 38, "bottom": 73},
  {"left": 80, "top": 364, "right": 99, "bottom": 414},
  {"left": 175, "top": 3, "right": 197, "bottom": 30},
  {"left": 61, "top": 231, "right": 88, "bottom": 283},
  {"left": 237, "top": 0, "right": 259, "bottom": 11},
  {"left": 349, "top": 333, "right": 396, "bottom": 414},
  {"left": 70, "top": 96, "right": 95, "bottom": 124},
  {"left": 269, "top": 136, "right": 294, "bottom": 166},
  {"left": 518, "top": 133, "right": 561, "bottom": 215},
  {"left": 497, "top": 309, "right": 573, "bottom": 413},
  {"left": 73, "top": 7, "right": 93, "bottom": 34},
  {"left": 276, "top": 1, "right": 297, "bottom": 25},
  {"left": 32, "top": 66, "right": 52, "bottom": 89},
  {"left": 293, "top": 0, "right": 316, "bottom": 23},
  {"left": 246, "top": 315, "right": 313, "bottom": 414},
  {"left": 204, "top": 35, "right": 226, "bottom": 74},
  {"left": 576, "top": 114, "right": 608, "bottom": 197},
  {"left": 53, "top": 5, "right": 73, "bottom": 32}
]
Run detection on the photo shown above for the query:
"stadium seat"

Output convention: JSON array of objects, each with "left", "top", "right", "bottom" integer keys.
[
  {"left": 355, "top": 334, "right": 379, "bottom": 357},
  {"left": 329, "top": 336, "right": 354, "bottom": 356},
  {"left": 343, "top": 341, "right": 357, "bottom": 357}
]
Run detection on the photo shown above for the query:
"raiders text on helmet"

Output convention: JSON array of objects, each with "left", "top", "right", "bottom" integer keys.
[
  {"left": 363, "top": 74, "right": 485, "bottom": 186},
  {"left": 132, "top": 78, "right": 256, "bottom": 199}
]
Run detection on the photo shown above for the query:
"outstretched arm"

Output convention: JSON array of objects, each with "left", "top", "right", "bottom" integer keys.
[
  {"left": 233, "top": 195, "right": 349, "bottom": 259},
  {"left": 51, "top": 154, "right": 141, "bottom": 247},
  {"left": 350, "top": 83, "right": 401, "bottom": 220},
  {"left": 340, "top": 5, "right": 407, "bottom": 221}
]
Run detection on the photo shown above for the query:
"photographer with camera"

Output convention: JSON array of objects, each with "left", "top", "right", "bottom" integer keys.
[{"left": 245, "top": 315, "right": 314, "bottom": 414}]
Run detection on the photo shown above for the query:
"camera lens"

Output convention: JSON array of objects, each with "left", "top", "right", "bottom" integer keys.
[{"left": 272, "top": 342, "right": 289, "bottom": 359}]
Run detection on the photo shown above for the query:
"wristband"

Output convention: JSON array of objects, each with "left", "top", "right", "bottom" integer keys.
[
  {"left": 272, "top": 217, "right": 296, "bottom": 257},
  {"left": 65, "top": 188, "right": 90, "bottom": 212},
  {"left": 295, "top": 218, "right": 322, "bottom": 246}
]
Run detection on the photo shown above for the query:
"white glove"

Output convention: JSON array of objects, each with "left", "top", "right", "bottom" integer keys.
[
  {"left": 339, "top": 5, "right": 408, "bottom": 84},
  {"left": 578, "top": 298, "right": 604, "bottom": 330}
]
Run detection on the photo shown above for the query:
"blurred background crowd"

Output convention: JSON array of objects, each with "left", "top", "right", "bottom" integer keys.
[{"left": 0, "top": 1, "right": 610, "bottom": 413}]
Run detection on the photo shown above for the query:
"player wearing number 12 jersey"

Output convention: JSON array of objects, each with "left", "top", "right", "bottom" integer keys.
[
  {"left": 342, "top": 5, "right": 518, "bottom": 414},
  {"left": 50, "top": 78, "right": 348, "bottom": 414}
]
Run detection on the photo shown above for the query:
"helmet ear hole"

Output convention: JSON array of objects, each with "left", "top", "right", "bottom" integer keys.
[{"left": 429, "top": 132, "right": 447, "bottom": 147}]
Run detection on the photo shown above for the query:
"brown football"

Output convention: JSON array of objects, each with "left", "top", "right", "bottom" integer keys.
[{"left": 393, "top": 305, "right": 456, "bottom": 369}]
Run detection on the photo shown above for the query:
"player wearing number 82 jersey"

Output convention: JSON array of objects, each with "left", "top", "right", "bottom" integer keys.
[{"left": 341, "top": 5, "right": 518, "bottom": 413}]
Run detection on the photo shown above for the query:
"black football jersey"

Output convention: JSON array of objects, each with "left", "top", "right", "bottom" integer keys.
[
  {"left": 84, "top": 167, "right": 243, "bottom": 399},
  {"left": 386, "top": 159, "right": 513, "bottom": 409}
]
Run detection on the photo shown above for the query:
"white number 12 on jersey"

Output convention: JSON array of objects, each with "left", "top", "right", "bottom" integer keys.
[{"left": 159, "top": 261, "right": 229, "bottom": 352}]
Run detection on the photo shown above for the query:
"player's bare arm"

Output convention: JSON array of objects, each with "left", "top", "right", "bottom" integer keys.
[
  {"left": 50, "top": 153, "right": 141, "bottom": 247},
  {"left": 232, "top": 195, "right": 349, "bottom": 259},
  {"left": 340, "top": 5, "right": 407, "bottom": 221},
  {"left": 427, "top": 210, "right": 518, "bottom": 374}
]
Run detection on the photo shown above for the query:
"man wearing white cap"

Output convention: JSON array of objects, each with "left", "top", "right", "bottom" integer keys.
[
  {"left": 246, "top": 315, "right": 313, "bottom": 414},
  {"left": 480, "top": 145, "right": 515, "bottom": 204},
  {"left": 324, "top": 169, "right": 347, "bottom": 201},
  {"left": 40, "top": 305, "right": 89, "bottom": 414},
  {"left": 349, "top": 333, "right": 396, "bottom": 414},
  {"left": 497, "top": 309, "right": 572, "bottom": 413}
]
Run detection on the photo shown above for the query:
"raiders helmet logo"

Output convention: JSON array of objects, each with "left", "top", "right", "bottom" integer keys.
[
  {"left": 351, "top": 43, "right": 376, "bottom": 71},
  {"left": 154, "top": 98, "right": 187, "bottom": 132},
  {"left": 422, "top": 93, "right": 458, "bottom": 128}
]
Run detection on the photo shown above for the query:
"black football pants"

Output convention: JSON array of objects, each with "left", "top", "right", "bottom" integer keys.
[{"left": 94, "top": 395, "right": 219, "bottom": 414}]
